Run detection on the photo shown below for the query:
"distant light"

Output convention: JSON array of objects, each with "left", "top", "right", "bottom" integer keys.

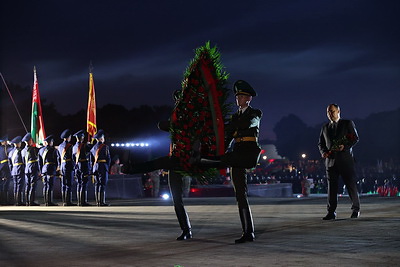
[
  {"left": 162, "top": 193, "right": 170, "bottom": 200},
  {"left": 301, "top": 153, "right": 307, "bottom": 159},
  {"left": 297, "top": 194, "right": 302, "bottom": 198},
  {"left": 110, "top": 141, "right": 151, "bottom": 149},
  {"left": 262, "top": 155, "right": 267, "bottom": 160}
]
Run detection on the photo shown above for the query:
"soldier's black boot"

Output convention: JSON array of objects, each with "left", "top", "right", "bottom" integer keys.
[
  {"left": 95, "top": 191, "right": 100, "bottom": 206},
  {"left": 80, "top": 191, "right": 91, "bottom": 206},
  {"left": 77, "top": 191, "right": 82, "bottom": 206},
  {"left": 235, "top": 208, "right": 255, "bottom": 244},
  {"left": 29, "top": 191, "right": 40, "bottom": 206},
  {"left": 99, "top": 191, "right": 109, "bottom": 206},
  {"left": 64, "top": 191, "right": 76, "bottom": 206},
  {"left": 0, "top": 191, "right": 5, "bottom": 205},
  {"left": 175, "top": 209, "right": 192, "bottom": 240},
  {"left": 47, "top": 191, "right": 57, "bottom": 206},
  {"left": 43, "top": 189, "right": 48, "bottom": 206},
  {"left": 62, "top": 190, "right": 67, "bottom": 206},
  {"left": 25, "top": 192, "right": 30, "bottom": 206},
  {"left": 15, "top": 192, "right": 23, "bottom": 206}
]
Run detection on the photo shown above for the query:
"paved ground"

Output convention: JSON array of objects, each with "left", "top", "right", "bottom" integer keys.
[{"left": 0, "top": 195, "right": 399, "bottom": 267}]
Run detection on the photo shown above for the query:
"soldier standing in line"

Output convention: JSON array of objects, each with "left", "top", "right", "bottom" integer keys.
[
  {"left": 90, "top": 129, "right": 111, "bottom": 206},
  {"left": 58, "top": 129, "right": 76, "bottom": 206},
  {"left": 0, "top": 135, "right": 13, "bottom": 205},
  {"left": 21, "top": 133, "right": 40, "bottom": 206},
  {"left": 38, "top": 135, "right": 59, "bottom": 206},
  {"left": 73, "top": 130, "right": 92, "bottom": 206},
  {"left": 9, "top": 136, "right": 25, "bottom": 205}
]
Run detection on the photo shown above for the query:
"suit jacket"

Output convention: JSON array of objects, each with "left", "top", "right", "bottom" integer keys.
[{"left": 318, "top": 119, "right": 359, "bottom": 168}]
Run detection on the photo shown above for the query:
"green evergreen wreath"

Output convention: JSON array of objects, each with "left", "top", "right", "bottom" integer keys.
[{"left": 170, "top": 42, "right": 232, "bottom": 182}]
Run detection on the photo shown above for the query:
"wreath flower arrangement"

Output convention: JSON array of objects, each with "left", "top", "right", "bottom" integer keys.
[{"left": 169, "top": 42, "right": 232, "bottom": 182}]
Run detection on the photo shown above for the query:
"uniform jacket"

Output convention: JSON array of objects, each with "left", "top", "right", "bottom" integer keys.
[
  {"left": 38, "top": 145, "right": 59, "bottom": 175},
  {"left": 223, "top": 106, "right": 262, "bottom": 169},
  {"left": 73, "top": 142, "right": 92, "bottom": 175},
  {"left": 225, "top": 106, "right": 262, "bottom": 148},
  {"left": 8, "top": 147, "right": 25, "bottom": 176},
  {"left": 58, "top": 140, "right": 74, "bottom": 171},
  {"left": 21, "top": 145, "right": 40, "bottom": 174},
  {"left": 90, "top": 142, "right": 111, "bottom": 174},
  {"left": 0, "top": 144, "right": 12, "bottom": 177}
]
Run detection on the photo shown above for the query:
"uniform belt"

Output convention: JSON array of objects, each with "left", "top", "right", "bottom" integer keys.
[
  {"left": 97, "top": 160, "right": 107, "bottom": 163},
  {"left": 0, "top": 159, "right": 8, "bottom": 164},
  {"left": 62, "top": 159, "right": 72, "bottom": 162},
  {"left": 13, "top": 163, "right": 24, "bottom": 166},
  {"left": 78, "top": 159, "right": 88, "bottom": 162},
  {"left": 45, "top": 162, "right": 55, "bottom": 165},
  {"left": 28, "top": 160, "right": 38, "bottom": 163},
  {"left": 234, "top": 137, "right": 258, "bottom": 143}
]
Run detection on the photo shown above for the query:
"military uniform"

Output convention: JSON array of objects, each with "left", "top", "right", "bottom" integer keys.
[
  {"left": 90, "top": 130, "right": 111, "bottom": 206},
  {"left": 131, "top": 90, "right": 193, "bottom": 241},
  {"left": 21, "top": 133, "right": 40, "bottom": 206},
  {"left": 58, "top": 129, "right": 76, "bottom": 206},
  {"left": 198, "top": 80, "right": 262, "bottom": 243},
  {"left": 0, "top": 135, "right": 13, "bottom": 204},
  {"left": 38, "top": 135, "right": 59, "bottom": 206},
  {"left": 8, "top": 136, "right": 25, "bottom": 205},
  {"left": 73, "top": 130, "right": 92, "bottom": 206}
]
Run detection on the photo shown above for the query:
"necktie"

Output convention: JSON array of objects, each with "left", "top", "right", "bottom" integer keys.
[{"left": 238, "top": 110, "right": 242, "bottom": 116}]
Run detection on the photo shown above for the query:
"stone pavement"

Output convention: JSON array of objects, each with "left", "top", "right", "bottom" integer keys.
[{"left": 0, "top": 195, "right": 399, "bottom": 267}]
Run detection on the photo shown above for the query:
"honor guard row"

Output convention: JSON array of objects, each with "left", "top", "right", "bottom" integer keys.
[{"left": 0, "top": 129, "right": 111, "bottom": 207}]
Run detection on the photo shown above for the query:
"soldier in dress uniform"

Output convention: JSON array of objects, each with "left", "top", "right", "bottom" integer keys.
[
  {"left": 21, "top": 133, "right": 40, "bottom": 206},
  {"left": 38, "top": 135, "right": 59, "bottom": 206},
  {"left": 73, "top": 130, "right": 92, "bottom": 206},
  {"left": 195, "top": 80, "right": 262, "bottom": 243},
  {"left": 58, "top": 129, "right": 76, "bottom": 206},
  {"left": 90, "top": 129, "right": 111, "bottom": 206},
  {"left": 9, "top": 136, "right": 25, "bottom": 205},
  {"left": 0, "top": 135, "right": 13, "bottom": 205}
]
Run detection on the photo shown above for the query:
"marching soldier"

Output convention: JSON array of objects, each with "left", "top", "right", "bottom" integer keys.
[
  {"left": 58, "top": 129, "right": 76, "bottom": 206},
  {"left": 38, "top": 135, "right": 59, "bottom": 206},
  {"left": 195, "top": 80, "right": 262, "bottom": 243},
  {"left": 90, "top": 129, "right": 111, "bottom": 206},
  {"left": 73, "top": 130, "right": 92, "bottom": 206},
  {"left": 0, "top": 135, "right": 13, "bottom": 205},
  {"left": 21, "top": 133, "right": 40, "bottom": 206},
  {"left": 9, "top": 136, "right": 25, "bottom": 205}
]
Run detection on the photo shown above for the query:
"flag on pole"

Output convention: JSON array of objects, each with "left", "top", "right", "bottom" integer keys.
[
  {"left": 31, "top": 67, "right": 46, "bottom": 146},
  {"left": 87, "top": 71, "right": 97, "bottom": 138}
]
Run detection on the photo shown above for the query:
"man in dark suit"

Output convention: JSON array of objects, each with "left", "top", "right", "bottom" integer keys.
[{"left": 318, "top": 103, "right": 360, "bottom": 220}]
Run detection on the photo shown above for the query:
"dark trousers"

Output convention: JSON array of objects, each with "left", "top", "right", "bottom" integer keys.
[
  {"left": 76, "top": 169, "right": 89, "bottom": 193},
  {"left": 42, "top": 174, "right": 54, "bottom": 192},
  {"left": 25, "top": 172, "right": 38, "bottom": 201},
  {"left": 61, "top": 169, "right": 74, "bottom": 193},
  {"left": 169, "top": 170, "right": 191, "bottom": 231},
  {"left": 326, "top": 163, "right": 360, "bottom": 213},
  {"left": 94, "top": 171, "right": 108, "bottom": 194}
]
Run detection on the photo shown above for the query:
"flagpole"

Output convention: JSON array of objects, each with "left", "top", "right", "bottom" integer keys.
[{"left": 0, "top": 72, "right": 29, "bottom": 133}]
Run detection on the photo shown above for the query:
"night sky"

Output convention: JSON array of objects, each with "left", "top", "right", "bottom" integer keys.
[{"left": 1, "top": 0, "right": 399, "bottom": 140}]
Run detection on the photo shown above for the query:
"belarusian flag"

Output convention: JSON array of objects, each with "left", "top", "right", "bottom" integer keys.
[
  {"left": 31, "top": 66, "right": 46, "bottom": 146},
  {"left": 87, "top": 71, "right": 97, "bottom": 138}
]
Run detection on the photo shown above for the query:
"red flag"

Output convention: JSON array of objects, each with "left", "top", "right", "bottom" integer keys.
[
  {"left": 31, "top": 66, "right": 46, "bottom": 146},
  {"left": 87, "top": 72, "right": 97, "bottom": 138}
]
